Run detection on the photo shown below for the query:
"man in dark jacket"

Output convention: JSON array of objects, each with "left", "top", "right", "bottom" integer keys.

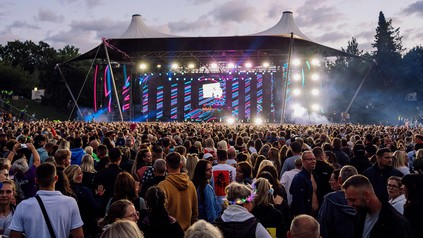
[
  {"left": 363, "top": 147, "right": 403, "bottom": 202},
  {"left": 342, "top": 175, "right": 414, "bottom": 238},
  {"left": 318, "top": 165, "right": 358, "bottom": 238},
  {"left": 349, "top": 144, "right": 372, "bottom": 174},
  {"left": 290, "top": 151, "right": 318, "bottom": 217}
]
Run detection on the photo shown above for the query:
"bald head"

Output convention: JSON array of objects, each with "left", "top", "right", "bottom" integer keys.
[{"left": 288, "top": 215, "right": 320, "bottom": 238}]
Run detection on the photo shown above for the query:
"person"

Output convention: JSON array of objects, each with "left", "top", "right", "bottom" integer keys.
[
  {"left": 106, "top": 172, "right": 147, "bottom": 218},
  {"left": 94, "top": 145, "right": 109, "bottom": 172},
  {"left": 236, "top": 161, "right": 253, "bottom": 185},
  {"left": 280, "top": 142, "right": 302, "bottom": 176},
  {"left": 387, "top": 176, "right": 406, "bottom": 214},
  {"left": 213, "top": 149, "right": 236, "bottom": 206},
  {"left": 8, "top": 142, "right": 40, "bottom": 202},
  {"left": 392, "top": 150, "right": 410, "bottom": 175},
  {"left": 98, "top": 199, "right": 140, "bottom": 231},
  {"left": 0, "top": 179, "right": 17, "bottom": 236},
  {"left": 184, "top": 219, "right": 223, "bottom": 238},
  {"left": 94, "top": 147, "right": 123, "bottom": 216},
  {"left": 331, "top": 138, "right": 350, "bottom": 166},
  {"left": 157, "top": 152, "right": 198, "bottom": 231},
  {"left": 9, "top": 162, "right": 84, "bottom": 238},
  {"left": 100, "top": 219, "right": 144, "bottom": 238},
  {"left": 192, "top": 160, "right": 220, "bottom": 222},
  {"left": 349, "top": 144, "right": 372, "bottom": 174},
  {"left": 363, "top": 147, "right": 403, "bottom": 202},
  {"left": 402, "top": 174, "right": 423, "bottom": 237},
  {"left": 312, "top": 146, "right": 334, "bottom": 204},
  {"left": 287, "top": 214, "right": 320, "bottom": 238},
  {"left": 290, "top": 151, "right": 319, "bottom": 217},
  {"left": 280, "top": 157, "right": 301, "bottom": 206},
  {"left": 186, "top": 153, "right": 199, "bottom": 180},
  {"left": 214, "top": 182, "right": 271, "bottom": 238},
  {"left": 54, "top": 148, "right": 74, "bottom": 197},
  {"left": 80, "top": 154, "right": 97, "bottom": 193},
  {"left": 328, "top": 169, "right": 341, "bottom": 191},
  {"left": 318, "top": 165, "right": 358, "bottom": 238},
  {"left": 64, "top": 164, "right": 102, "bottom": 238},
  {"left": 251, "top": 177, "right": 287, "bottom": 238},
  {"left": 342, "top": 174, "right": 414, "bottom": 238},
  {"left": 139, "top": 159, "right": 166, "bottom": 198},
  {"left": 70, "top": 137, "right": 86, "bottom": 165},
  {"left": 131, "top": 149, "right": 152, "bottom": 182},
  {"left": 138, "top": 186, "right": 184, "bottom": 238}
]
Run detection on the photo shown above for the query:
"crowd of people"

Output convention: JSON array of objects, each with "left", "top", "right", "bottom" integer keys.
[{"left": 0, "top": 119, "right": 423, "bottom": 238}]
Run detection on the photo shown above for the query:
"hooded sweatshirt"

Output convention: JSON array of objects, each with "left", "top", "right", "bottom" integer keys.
[
  {"left": 318, "top": 190, "right": 356, "bottom": 238},
  {"left": 219, "top": 205, "right": 271, "bottom": 238},
  {"left": 157, "top": 173, "right": 198, "bottom": 231}
]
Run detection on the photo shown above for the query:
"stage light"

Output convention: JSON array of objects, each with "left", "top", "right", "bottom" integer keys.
[
  {"left": 311, "top": 73, "right": 319, "bottom": 81},
  {"left": 311, "top": 104, "right": 320, "bottom": 111},
  {"left": 293, "top": 89, "right": 301, "bottom": 96},
  {"left": 311, "top": 58, "right": 320, "bottom": 66},
  {"left": 226, "top": 117, "right": 236, "bottom": 125},
  {"left": 171, "top": 63, "right": 179, "bottom": 70},
  {"left": 211, "top": 63, "right": 218, "bottom": 69},
  {"left": 293, "top": 74, "right": 301, "bottom": 81},
  {"left": 156, "top": 64, "right": 162, "bottom": 69},
  {"left": 311, "top": 89, "right": 319, "bottom": 95},
  {"left": 292, "top": 105, "right": 306, "bottom": 117},
  {"left": 227, "top": 63, "right": 235, "bottom": 69},
  {"left": 262, "top": 62, "right": 270, "bottom": 68},
  {"left": 254, "top": 117, "right": 264, "bottom": 125},
  {"left": 245, "top": 62, "right": 252, "bottom": 68},
  {"left": 139, "top": 63, "right": 147, "bottom": 70},
  {"left": 188, "top": 63, "right": 195, "bottom": 69},
  {"left": 292, "top": 59, "right": 301, "bottom": 66}
]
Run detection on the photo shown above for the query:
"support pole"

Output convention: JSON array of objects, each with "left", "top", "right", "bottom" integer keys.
[
  {"left": 56, "top": 64, "right": 84, "bottom": 121},
  {"left": 281, "top": 33, "right": 294, "bottom": 124},
  {"left": 103, "top": 41, "right": 124, "bottom": 122},
  {"left": 345, "top": 61, "right": 374, "bottom": 113}
]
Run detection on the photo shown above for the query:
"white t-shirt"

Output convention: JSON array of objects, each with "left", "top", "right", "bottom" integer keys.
[
  {"left": 212, "top": 163, "right": 236, "bottom": 205},
  {"left": 363, "top": 211, "right": 380, "bottom": 238},
  {"left": 9, "top": 190, "right": 83, "bottom": 238}
]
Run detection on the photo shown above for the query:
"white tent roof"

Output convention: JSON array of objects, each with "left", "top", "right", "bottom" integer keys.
[
  {"left": 251, "top": 11, "right": 312, "bottom": 41},
  {"left": 120, "top": 14, "right": 179, "bottom": 38}
]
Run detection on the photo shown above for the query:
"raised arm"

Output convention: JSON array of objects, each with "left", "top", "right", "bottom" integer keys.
[{"left": 27, "top": 143, "right": 40, "bottom": 167}]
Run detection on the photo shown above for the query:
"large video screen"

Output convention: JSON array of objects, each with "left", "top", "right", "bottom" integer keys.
[{"left": 202, "top": 82, "right": 223, "bottom": 98}]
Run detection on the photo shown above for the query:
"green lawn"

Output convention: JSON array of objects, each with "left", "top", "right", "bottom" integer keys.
[{"left": 8, "top": 97, "right": 70, "bottom": 121}]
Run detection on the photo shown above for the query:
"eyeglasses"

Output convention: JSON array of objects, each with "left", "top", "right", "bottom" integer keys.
[{"left": 387, "top": 184, "right": 400, "bottom": 189}]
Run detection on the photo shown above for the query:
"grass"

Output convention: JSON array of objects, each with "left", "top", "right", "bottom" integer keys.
[{"left": 8, "top": 97, "right": 70, "bottom": 121}]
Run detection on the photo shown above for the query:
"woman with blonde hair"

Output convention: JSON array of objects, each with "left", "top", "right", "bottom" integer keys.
[
  {"left": 251, "top": 178, "right": 286, "bottom": 238},
  {"left": 80, "top": 154, "right": 97, "bottom": 192},
  {"left": 100, "top": 220, "right": 144, "bottom": 238},
  {"left": 64, "top": 164, "right": 102, "bottom": 237},
  {"left": 186, "top": 153, "right": 199, "bottom": 180},
  {"left": 214, "top": 182, "right": 270, "bottom": 238},
  {"left": 392, "top": 150, "right": 410, "bottom": 175}
]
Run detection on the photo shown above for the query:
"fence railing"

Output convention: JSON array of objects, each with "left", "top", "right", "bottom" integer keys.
[{"left": 0, "top": 97, "right": 38, "bottom": 121}]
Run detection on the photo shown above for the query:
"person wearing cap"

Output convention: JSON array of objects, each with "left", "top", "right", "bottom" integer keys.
[{"left": 350, "top": 144, "right": 372, "bottom": 174}]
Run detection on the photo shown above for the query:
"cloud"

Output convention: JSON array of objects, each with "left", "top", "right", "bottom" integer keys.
[
  {"left": 168, "top": 18, "right": 213, "bottom": 35},
  {"left": 61, "top": 0, "right": 105, "bottom": 8},
  {"left": 6, "top": 21, "right": 40, "bottom": 31},
  {"left": 295, "top": 0, "right": 345, "bottom": 30},
  {"left": 209, "top": 0, "right": 257, "bottom": 24},
  {"left": 37, "top": 9, "right": 64, "bottom": 22},
  {"left": 314, "top": 31, "right": 350, "bottom": 43},
  {"left": 403, "top": 1, "right": 423, "bottom": 17}
]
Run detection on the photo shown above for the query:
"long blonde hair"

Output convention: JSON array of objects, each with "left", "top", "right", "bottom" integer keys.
[
  {"left": 253, "top": 177, "right": 273, "bottom": 207},
  {"left": 392, "top": 150, "right": 407, "bottom": 168},
  {"left": 186, "top": 153, "right": 199, "bottom": 180},
  {"left": 100, "top": 219, "right": 144, "bottom": 238}
]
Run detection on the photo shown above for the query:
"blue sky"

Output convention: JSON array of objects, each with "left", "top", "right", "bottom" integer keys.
[{"left": 0, "top": 0, "right": 422, "bottom": 53}]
